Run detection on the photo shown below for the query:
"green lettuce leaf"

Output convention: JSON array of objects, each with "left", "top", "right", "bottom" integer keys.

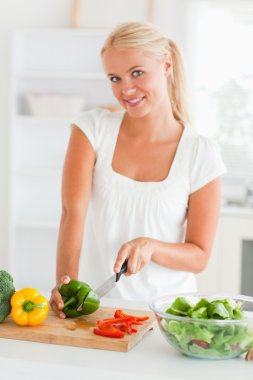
[{"left": 166, "top": 297, "right": 192, "bottom": 316}]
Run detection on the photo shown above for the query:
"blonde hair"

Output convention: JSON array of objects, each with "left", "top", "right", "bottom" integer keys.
[{"left": 101, "top": 22, "right": 189, "bottom": 125}]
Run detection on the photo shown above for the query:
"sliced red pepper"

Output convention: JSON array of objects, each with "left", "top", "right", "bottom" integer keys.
[
  {"left": 93, "top": 310, "right": 149, "bottom": 339},
  {"left": 97, "top": 316, "right": 132, "bottom": 329},
  {"left": 118, "top": 322, "right": 137, "bottom": 334},
  {"left": 126, "top": 321, "right": 133, "bottom": 335},
  {"left": 93, "top": 327, "right": 124, "bottom": 338},
  {"left": 114, "top": 309, "right": 149, "bottom": 323}
]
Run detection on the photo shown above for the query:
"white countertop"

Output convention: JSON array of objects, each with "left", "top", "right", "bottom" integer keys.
[{"left": 1, "top": 297, "right": 253, "bottom": 380}]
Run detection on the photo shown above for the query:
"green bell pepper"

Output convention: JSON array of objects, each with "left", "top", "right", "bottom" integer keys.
[{"left": 59, "top": 280, "right": 100, "bottom": 318}]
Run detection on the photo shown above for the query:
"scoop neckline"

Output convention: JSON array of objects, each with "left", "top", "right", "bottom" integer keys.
[{"left": 109, "top": 111, "right": 187, "bottom": 186}]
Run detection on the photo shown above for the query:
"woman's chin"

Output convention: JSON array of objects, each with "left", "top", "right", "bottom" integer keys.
[{"left": 123, "top": 105, "right": 150, "bottom": 118}]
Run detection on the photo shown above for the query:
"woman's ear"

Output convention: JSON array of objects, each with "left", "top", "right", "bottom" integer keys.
[{"left": 164, "top": 55, "right": 172, "bottom": 77}]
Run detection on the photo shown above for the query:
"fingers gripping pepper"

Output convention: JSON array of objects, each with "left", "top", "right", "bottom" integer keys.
[{"left": 59, "top": 280, "right": 100, "bottom": 318}]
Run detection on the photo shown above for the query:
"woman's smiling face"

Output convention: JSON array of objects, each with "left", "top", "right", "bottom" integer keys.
[{"left": 102, "top": 48, "right": 171, "bottom": 118}]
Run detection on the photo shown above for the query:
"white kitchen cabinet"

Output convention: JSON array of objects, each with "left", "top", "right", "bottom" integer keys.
[
  {"left": 10, "top": 29, "right": 116, "bottom": 290},
  {"left": 219, "top": 214, "right": 253, "bottom": 295},
  {"left": 195, "top": 220, "right": 223, "bottom": 294},
  {"left": 196, "top": 209, "right": 253, "bottom": 296}
]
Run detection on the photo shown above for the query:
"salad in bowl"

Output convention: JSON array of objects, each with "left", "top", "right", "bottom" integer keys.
[{"left": 149, "top": 293, "right": 253, "bottom": 360}]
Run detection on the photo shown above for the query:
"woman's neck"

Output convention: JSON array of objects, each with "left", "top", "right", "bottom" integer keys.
[{"left": 122, "top": 103, "right": 182, "bottom": 143}]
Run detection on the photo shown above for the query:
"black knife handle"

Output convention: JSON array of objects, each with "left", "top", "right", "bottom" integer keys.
[{"left": 115, "top": 260, "right": 128, "bottom": 282}]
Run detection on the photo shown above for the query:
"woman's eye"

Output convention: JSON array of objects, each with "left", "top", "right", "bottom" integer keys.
[
  {"left": 110, "top": 76, "right": 120, "bottom": 83},
  {"left": 132, "top": 70, "right": 143, "bottom": 78}
]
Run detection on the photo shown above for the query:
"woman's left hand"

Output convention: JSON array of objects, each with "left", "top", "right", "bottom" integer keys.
[{"left": 114, "top": 237, "right": 155, "bottom": 276}]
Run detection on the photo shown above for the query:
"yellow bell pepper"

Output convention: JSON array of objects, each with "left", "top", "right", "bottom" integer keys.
[{"left": 10, "top": 288, "right": 48, "bottom": 326}]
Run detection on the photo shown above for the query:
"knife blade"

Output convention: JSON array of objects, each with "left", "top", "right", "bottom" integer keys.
[{"left": 95, "top": 260, "right": 128, "bottom": 298}]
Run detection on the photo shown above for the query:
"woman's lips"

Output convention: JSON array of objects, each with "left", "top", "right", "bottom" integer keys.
[{"left": 124, "top": 96, "right": 145, "bottom": 107}]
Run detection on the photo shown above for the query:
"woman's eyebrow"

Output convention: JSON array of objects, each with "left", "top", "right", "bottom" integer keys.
[{"left": 107, "top": 65, "right": 145, "bottom": 77}]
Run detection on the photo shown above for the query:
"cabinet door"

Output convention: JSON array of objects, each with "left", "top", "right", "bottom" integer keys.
[
  {"left": 13, "top": 227, "right": 58, "bottom": 291},
  {"left": 219, "top": 216, "right": 253, "bottom": 295},
  {"left": 196, "top": 215, "right": 253, "bottom": 295},
  {"left": 196, "top": 222, "right": 222, "bottom": 293}
]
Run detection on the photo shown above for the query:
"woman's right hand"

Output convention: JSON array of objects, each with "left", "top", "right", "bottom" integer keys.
[{"left": 50, "top": 275, "right": 71, "bottom": 319}]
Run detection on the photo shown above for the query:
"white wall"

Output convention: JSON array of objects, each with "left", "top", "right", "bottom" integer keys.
[
  {"left": 0, "top": 0, "right": 73, "bottom": 269},
  {"left": 0, "top": 0, "right": 190, "bottom": 270}
]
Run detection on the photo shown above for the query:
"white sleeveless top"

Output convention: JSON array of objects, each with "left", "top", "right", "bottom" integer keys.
[{"left": 72, "top": 108, "right": 226, "bottom": 302}]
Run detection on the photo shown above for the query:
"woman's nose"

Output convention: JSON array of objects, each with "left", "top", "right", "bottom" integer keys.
[{"left": 121, "top": 80, "right": 136, "bottom": 96}]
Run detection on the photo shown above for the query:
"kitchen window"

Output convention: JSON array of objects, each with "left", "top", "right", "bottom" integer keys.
[{"left": 188, "top": 0, "right": 253, "bottom": 183}]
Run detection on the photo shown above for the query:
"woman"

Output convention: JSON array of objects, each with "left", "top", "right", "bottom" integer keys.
[{"left": 50, "top": 22, "right": 226, "bottom": 318}]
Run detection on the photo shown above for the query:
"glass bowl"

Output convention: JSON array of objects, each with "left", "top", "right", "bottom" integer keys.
[{"left": 149, "top": 293, "right": 253, "bottom": 360}]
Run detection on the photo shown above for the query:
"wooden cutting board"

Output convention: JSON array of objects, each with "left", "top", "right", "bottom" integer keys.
[{"left": 0, "top": 307, "right": 156, "bottom": 352}]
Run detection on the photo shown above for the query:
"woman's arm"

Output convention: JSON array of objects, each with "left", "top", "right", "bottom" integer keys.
[
  {"left": 151, "top": 177, "right": 221, "bottom": 273},
  {"left": 50, "top": 125, "right": 95, "bottom": 317},
  {"left": 114, "top": 177, "right": 221, "bottom": 275},
  {"left": 56, "top": 125, "right": 96, "bottom": 282}
]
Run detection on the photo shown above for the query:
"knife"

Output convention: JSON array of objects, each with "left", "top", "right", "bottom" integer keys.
[{"left": 95, "top": 260, "right": 128, "bottom": 298}]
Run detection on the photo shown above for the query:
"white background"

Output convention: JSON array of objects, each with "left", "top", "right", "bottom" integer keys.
[
  {"left": 0, "top": 1, "right": 253, "bottom": 295},
  {"left": 0, "top": 0, "right": 191, "bottom": 269}
]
